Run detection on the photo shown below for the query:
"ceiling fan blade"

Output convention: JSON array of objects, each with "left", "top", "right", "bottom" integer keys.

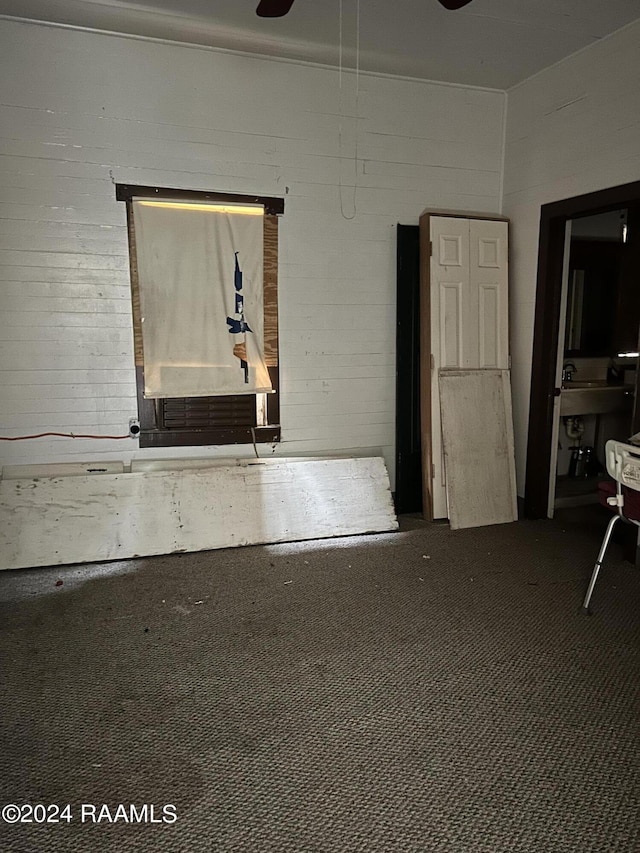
[
  {"left": 438, "top": 0, "right": 474, "bottom": 9},
  {"left": 256, "top": 0, "right": 296, "bottom": 17}
]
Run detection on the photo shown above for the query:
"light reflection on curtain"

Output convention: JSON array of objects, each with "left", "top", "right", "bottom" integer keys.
[{"left": 132, "top": 200, "right": 272, "bottom": 398}]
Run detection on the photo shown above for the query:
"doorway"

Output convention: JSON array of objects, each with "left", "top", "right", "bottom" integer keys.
[
  {"left": 525, "top": 180, "right": 640, "bottom": 519},
  {"left": 553, "top": 209, "right": 635, "bottom": 512}
]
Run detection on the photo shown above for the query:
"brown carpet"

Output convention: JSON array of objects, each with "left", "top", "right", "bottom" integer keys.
[{"left": 1, "top": 508, "right": 639, "bottom": 852}]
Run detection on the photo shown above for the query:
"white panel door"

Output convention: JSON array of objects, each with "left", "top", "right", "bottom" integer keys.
[
  {"left": 429, "top": 217, "right": 470, "bottom": 519},
  {"left": 469, "top": 219, "right": 509, "bottom": 369},
  {"left": 429, "top": 216, "right": 509, "bottom": 519}
]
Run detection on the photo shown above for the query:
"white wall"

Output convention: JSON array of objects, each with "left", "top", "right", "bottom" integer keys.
[
  {"left": 502, "top": 19, "right": 640, "bottom": 492},
  {"left": 0, "top": 19, "right": 505, "bottom": 483}
]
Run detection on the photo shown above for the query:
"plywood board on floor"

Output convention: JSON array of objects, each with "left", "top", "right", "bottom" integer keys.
[
  {"left": 439, "top": 369, "right": 517, "bottom": 529},
  {"left": 0, "top": 457, "right": 398, "bottom": 570},
  {"left": 2, "top": 461, "right": 125, "bottom": 479},
  {"left": 130, "top": 456, "right": 331, "bottom": 473}
]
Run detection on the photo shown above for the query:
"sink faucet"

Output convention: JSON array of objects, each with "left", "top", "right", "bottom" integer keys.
[{"left": 562, "top": 362, "right": 577, "bottom": 383}]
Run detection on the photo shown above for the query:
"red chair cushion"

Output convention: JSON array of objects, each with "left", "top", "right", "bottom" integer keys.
[{"left": 598, "top": 479, "right": 640, "bottom": 521}]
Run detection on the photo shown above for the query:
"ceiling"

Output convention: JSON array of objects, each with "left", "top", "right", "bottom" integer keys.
[{"left": 2, "top": 0, "right": 639, "bottom": 89}]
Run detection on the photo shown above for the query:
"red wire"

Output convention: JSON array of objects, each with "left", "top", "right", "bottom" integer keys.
[{"left": 0, "top": 432, "right": 130, "bottom": 441}]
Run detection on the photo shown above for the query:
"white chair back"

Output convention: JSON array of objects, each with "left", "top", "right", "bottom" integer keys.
[
  {"left": 582, "top": 439, "right": 640, "bottom": 611},
  {"left": 605, "top": 440, "right": 640, "bottom": 494}
]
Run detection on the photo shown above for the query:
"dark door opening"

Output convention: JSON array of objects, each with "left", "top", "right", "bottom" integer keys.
[
  {"left": 395, "top": 225, "right": 422, "bottom": 514},
  {"left": 525, "top": 181, "right": 640, "bottom": 519}
]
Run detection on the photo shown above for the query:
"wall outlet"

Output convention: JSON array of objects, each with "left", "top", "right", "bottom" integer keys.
[{"left": 129, "top": 418, "right": 141, "bottom": 438}]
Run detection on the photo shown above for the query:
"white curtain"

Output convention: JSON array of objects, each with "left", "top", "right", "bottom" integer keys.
[{"left": 132, "top": 199, "right": 272, "bottom": 398}]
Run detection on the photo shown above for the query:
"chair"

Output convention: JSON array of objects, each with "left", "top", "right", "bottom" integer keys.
[{"left": 582, "top": 439, "right": 640, "bottom": 612}]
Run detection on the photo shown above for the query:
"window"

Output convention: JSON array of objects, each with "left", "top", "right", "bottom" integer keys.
[{"left": 117, "top": 185, "right": 283, "bottom": 448}]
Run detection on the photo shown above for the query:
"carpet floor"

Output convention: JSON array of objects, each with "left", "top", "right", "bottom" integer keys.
[{"left": 1, "top": 508, "right": 639, "bottom": 852}]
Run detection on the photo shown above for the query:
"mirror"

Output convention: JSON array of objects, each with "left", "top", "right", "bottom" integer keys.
[{"left": 564, "top": 210, "right": 627, "bottom": 357}]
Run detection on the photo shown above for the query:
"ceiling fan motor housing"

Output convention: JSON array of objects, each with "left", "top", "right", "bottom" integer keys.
[{"left": 256, "top": 0, "right": 474, "bottom": 17}]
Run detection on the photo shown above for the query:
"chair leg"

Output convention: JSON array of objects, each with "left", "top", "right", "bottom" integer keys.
[{"left": 582, "top": 514, "right": 621, "bottom": 613}]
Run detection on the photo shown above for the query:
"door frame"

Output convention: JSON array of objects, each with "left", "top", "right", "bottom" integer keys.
[
  {"left": 546, "top": 221, "right": 573, "bottom": 517},
  {"left": 524, "top": 179, "right": 640, "bottom": 518}
]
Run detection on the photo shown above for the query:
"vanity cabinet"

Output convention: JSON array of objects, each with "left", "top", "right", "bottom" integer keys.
[{"left": 560, "top": 384, "right": 634, "bottom": 417}]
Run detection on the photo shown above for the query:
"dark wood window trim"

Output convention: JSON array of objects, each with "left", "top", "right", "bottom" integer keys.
[
  {"left": 119, "top": 184, "right": 283, "bottom": 449},
  {"left": 525, "top": 180, "right": 640, "bottom": 519},
  {"left": 116, "top": 184, "right": 284, "bottom": 215}
]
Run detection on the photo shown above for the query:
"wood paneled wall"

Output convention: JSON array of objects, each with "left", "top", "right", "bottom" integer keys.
[
  {"left": 502, "top": 18, "right": 640, "bottom": 493},
  {"left": 0, "top": 19, "right": 504, "bottom": 477}
]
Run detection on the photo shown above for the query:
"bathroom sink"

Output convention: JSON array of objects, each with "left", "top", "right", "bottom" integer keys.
[
  {"left": 560, "top": 383, "right": 634, "bottom": 416},
  {"left": 562, "top": 380, "right": 610, "bottom": 389}
]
